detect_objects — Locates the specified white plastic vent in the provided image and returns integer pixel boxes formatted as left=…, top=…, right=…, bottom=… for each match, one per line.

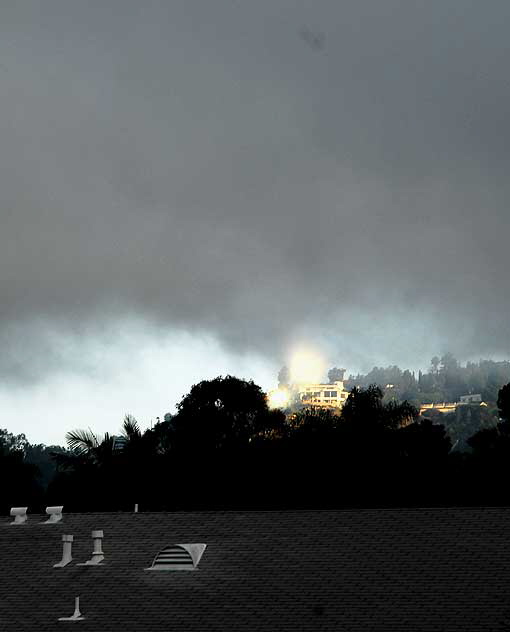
left=145, top=543, right=206, bottom=571
left=43, top=506, right=63, bottom=524
left=10, top=507, right=28, bottom=525
left=58, top=596, right=85, bottom=621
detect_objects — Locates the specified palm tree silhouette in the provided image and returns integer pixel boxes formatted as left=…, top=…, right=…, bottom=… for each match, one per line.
left=63, top=414, right=141, bottom=467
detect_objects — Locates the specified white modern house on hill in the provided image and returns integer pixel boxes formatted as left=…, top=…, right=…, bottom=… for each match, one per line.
left=297, top=380, right=349, bottom=409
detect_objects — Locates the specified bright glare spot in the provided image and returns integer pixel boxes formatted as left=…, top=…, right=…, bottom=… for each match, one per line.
left=268, top=388, right=290, bottom=409
left=289, top=346, right=327, bottom=384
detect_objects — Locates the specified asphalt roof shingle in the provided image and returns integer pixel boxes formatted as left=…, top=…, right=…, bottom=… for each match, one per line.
left=0, top=507, right=509, bottom=631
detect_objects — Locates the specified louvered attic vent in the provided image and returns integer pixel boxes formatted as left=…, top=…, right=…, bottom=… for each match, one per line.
left=145, top=543, right=206, bottom=571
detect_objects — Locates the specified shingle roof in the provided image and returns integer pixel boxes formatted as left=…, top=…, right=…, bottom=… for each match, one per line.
left=1, top=507, right=510, bottom=631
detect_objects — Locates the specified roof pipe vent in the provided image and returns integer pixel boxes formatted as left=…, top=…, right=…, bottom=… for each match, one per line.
left=54, top=534, right=74, bottom=568
left=78, top=530, right=104, bottom=566
left=44, top=506, right=63, bottom=524
left=10, top=507, right=28, bottom=525
left=145, top=543, right=207, bottom=571
left=58, top=596, right=85, bottom=622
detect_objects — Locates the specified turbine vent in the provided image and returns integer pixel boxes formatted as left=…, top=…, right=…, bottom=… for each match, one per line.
left=10, top=507, right=28, bottom=525
left=145, top=543, right=207, bottom=571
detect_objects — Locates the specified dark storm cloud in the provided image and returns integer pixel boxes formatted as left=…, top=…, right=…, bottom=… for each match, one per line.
left=2, top=0, right=510, bottom=381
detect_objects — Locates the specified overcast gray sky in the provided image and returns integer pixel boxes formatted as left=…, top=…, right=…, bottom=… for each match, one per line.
left=2, top=0, right=510, bottom=443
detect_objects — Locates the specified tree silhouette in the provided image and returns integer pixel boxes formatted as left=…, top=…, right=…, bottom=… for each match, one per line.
left=286, top=407, right=339, bottom=443
left=497, top=383, right=510, bottom=421
left=170, top=375, right=285, bottom=452
left=341, top=384, right=418, bottom=431
left=0, top=429, right=42, bottom=511
left=327, top=367, right=345, bottom=383
left=278, top=366, right=290, bottom=387
left=66, top=428, right=112, bottom=459
left=468, top=425, right=510, bottom=459
left=55, top=414, right=143, bottom=472
left=398, top=419, right=451, bottom=460
left=48, top=414, right=150, bottom=511
left=467, top=383, right=510, bottom=465
left=440, top=352, right=459, bottom=374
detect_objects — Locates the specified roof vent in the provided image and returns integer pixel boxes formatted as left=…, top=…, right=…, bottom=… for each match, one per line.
left=77, top=530, right=104, bottom=566
left=58, top=596, right=85, bottom=622
left=145, top=543, right=206, bottom=571
left=54, top=534, right=74, bottom=568
left=10, top=507, right=28, bottom=525
left=44, top=506, right=63, bottom=524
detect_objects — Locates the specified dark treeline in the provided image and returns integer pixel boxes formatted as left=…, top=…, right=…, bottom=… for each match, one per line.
left=3, top=372, right=510, bottom=513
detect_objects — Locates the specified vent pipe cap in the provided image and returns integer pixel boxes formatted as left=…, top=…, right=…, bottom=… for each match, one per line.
left=54, top=534, right=74, bottom=568
left=58, top=596, right=85, bottom=621
left=10, top=507, right=28, bottom=525
left=77, top=530, right=104, bottom=566
left=44, top=506, right=63, bottom=524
